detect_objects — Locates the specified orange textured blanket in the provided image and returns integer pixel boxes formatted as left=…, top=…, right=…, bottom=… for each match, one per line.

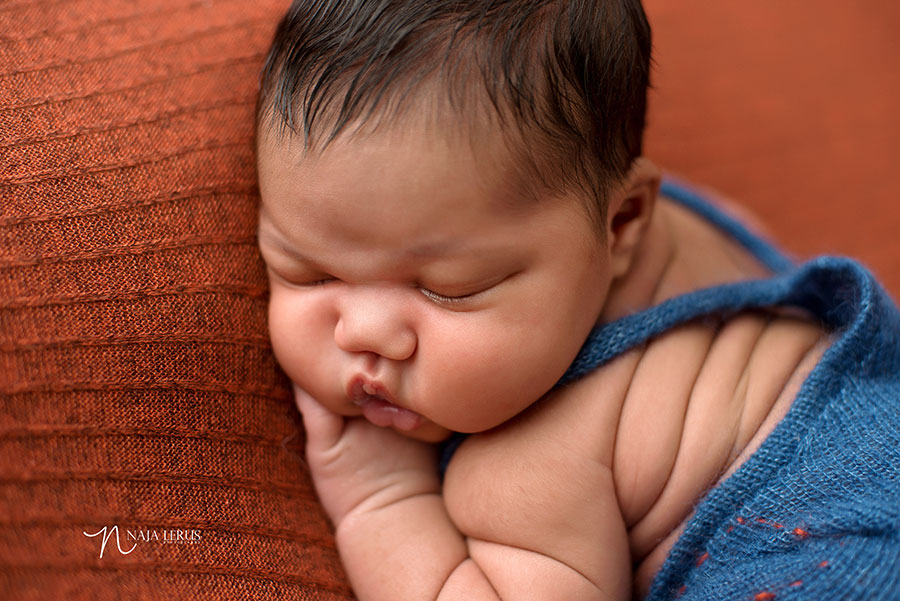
left=1, top=1, right=351, bottom=599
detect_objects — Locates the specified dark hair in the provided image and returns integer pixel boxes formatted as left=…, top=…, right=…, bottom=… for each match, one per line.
left=257, top=0, right=652, bottom=220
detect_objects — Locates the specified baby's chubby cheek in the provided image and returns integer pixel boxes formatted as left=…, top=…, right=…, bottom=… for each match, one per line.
left=264, top=300, right=334, bottom=396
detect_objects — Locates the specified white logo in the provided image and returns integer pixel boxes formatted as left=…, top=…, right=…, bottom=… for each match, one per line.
left=83, top=525, right=202, bottom=558
left=82, top=525, right=136, bottom=559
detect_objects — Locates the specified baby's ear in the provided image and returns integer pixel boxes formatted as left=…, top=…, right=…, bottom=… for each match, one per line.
left=606, top=158, right=661, bottom=279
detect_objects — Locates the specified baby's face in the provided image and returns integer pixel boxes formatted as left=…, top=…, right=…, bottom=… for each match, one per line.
left=257, top=118, right=615, bottom=441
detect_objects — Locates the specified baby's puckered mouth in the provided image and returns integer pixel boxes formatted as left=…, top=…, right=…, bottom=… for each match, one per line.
left=348, top=376, right=395, bottom=405
left=347, top=376, right=424, bottom=431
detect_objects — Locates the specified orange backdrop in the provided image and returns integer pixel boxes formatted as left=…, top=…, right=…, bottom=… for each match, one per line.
left=644, top=1, right=900, bottom=298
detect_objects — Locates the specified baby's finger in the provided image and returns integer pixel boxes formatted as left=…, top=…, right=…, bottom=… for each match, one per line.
left=292, top=385, right=345, bottom=451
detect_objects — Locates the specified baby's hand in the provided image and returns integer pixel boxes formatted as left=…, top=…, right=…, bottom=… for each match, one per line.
left=293, top=385, right=441, bottom=529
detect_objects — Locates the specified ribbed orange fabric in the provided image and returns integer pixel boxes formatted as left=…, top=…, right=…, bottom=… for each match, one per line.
left=1, top=1, right=352, bottom=599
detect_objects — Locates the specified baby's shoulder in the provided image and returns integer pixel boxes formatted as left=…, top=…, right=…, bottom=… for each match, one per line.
left=451, top=306, right=827, bottom=466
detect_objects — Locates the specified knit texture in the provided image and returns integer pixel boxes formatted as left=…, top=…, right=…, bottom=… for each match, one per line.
left=0, top=1, right=352, bottom=599
left=570, top=182, right=900, bottom=601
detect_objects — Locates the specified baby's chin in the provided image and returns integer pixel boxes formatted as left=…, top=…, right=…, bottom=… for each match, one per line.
left=395, top=421, right=454, bottom=443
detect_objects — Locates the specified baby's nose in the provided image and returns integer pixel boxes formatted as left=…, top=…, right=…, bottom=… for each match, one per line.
left=333, top=289, right=417, bottom=361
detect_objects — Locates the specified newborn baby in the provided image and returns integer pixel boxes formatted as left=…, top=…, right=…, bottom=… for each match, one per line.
left=252, top=2, right=866, bottom=600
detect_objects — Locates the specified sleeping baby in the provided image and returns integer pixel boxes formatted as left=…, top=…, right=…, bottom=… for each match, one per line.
left=254, top=1, right=900, bottom=600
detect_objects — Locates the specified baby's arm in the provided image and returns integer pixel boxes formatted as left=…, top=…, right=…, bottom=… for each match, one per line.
left=441, top=402, right=631, bottom=601
left=296, top=386, right=631, bottom=601
left=295, top=387, right=495, bottom=600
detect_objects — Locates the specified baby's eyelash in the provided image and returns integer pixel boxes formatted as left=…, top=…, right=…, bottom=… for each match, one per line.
left=419, top=287, right=475, bottom=305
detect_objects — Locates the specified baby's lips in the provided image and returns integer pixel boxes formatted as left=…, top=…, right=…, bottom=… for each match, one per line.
left=353, top=394, right=425, bottom=431
left=345, top=375, right=425, bottom=431
left=347, top=374, right=394, bottom=405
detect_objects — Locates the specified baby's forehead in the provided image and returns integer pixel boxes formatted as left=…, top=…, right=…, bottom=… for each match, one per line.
left=258, top=104, right=553, bottom=212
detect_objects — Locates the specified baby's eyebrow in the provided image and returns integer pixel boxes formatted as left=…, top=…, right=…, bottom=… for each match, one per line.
left=257, top=225, right=311, bottom=262
left=404, top=240, right=463, bottom=259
